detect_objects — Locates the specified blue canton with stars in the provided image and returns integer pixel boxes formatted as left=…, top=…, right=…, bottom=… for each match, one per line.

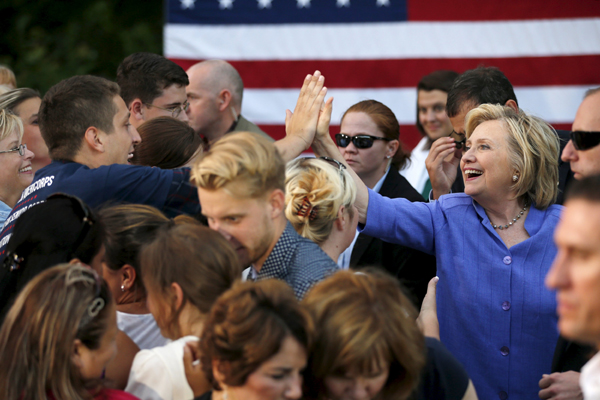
left=168, top=0, right=407, bottom=25
left=252, top=222, right=339, bottom=299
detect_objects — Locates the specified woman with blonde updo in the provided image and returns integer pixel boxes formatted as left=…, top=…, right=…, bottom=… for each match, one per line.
left=285, top=157, right=358, bottom=262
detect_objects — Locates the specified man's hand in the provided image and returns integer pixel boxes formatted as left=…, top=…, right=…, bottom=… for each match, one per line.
left=278, top=71, right=328, bottom=162
left=425, top=137, right=461, bottom=200
left=538, top=371, right=582, bottom=400
left=417, top=276, right=440, bottom=340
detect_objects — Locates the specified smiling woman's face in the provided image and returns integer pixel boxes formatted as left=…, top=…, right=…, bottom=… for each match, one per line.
left=0, top=129, right=35, bottom=206
left=13, top=97, right=49, bottom=171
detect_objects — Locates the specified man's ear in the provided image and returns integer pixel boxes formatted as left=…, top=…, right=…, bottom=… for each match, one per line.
left=217, top=89, right=232, bottom=112
left=130, top=99, right=145, bottom=122
left=504, top=99, right=518, bottom=112
left=83, top=126, right=105, bottom=154
left=267, top=189, right=285, bottom=219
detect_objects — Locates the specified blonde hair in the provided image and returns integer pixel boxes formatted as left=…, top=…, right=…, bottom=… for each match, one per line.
left=285, top=158, right=357, bottom=244
left=0, top=109, right=24, bottom=142
left=0, top=264, right=113, bottom=400
left=0, top=65, right=16, bottom=89
left=303, top=269, right=425, bottom=400
left=191, top=131, right=284, bottom=199
left=465, top=104, right=559, bottom=209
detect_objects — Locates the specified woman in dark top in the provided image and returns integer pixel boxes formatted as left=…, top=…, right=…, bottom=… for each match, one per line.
left=335, top=100, right=436, bottom=306
left=302, top=269, right=477, bottom=400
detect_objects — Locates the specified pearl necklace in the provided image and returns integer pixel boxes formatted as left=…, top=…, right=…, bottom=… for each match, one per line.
left=490, top=203, right=528, bottom=230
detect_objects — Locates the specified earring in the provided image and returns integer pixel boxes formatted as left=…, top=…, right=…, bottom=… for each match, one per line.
left=512, top=174, right=519, bottom=182
left=121, top=284, right=125, bottom=292
left=386, top=155, right=391, bottom=159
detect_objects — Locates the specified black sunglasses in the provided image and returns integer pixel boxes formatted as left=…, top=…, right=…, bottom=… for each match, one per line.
left=449, top=130, right=466, bottom=149
left=335, top=133, right=392, bottom=149
left=570, top=131, right=600, bottom=151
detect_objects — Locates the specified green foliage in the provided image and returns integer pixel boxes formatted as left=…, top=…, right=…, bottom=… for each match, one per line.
left=0, top=0, right=163, bottom=94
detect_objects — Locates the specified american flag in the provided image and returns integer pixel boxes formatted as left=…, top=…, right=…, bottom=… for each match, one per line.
left=164, top=0, right=600, bottom=149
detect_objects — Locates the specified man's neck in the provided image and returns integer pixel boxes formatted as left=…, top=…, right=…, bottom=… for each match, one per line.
left=71, top=152, right=103, bottom=169
left=204, top=113, right=238, bottom=144
left=253, top=216, right=288, bottom=273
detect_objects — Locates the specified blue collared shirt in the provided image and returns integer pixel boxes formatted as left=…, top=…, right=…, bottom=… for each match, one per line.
left=361, top=190, right=561, bottom=400
left=252, top=221, right=339, bottom=299
left=0, top=200, right=11, bottom=231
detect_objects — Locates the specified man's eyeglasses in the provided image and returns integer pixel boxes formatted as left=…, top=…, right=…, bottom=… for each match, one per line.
left=335, top=133, right=392, bottom=149
left=448, top=130, right=466, bottom=150
left=0, top=143, right=27, bottom=156
left=570, top=131, right=600, bottom=151
left=143, top=101, right=190, bottom=118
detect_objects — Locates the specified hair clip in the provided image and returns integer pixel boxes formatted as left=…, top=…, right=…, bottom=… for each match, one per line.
left=297, top=197, right=318, bottom=221
left=65, top=266, right=96, bottom=287
left=87, top=297, right=106, bottom=318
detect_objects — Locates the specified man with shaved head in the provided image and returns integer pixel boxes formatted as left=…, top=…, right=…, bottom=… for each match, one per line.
left=186, top=60, right=272, bottom=145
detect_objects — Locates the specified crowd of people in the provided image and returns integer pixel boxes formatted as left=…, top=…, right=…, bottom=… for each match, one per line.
left=0, top=54, right=598, bottom=400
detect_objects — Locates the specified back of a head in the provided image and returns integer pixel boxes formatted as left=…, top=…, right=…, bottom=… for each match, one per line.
left=39, top=75, right=120, bottom=160
left=446, top=66, right=517, bottom=118
left=0, top=195, right=104, bottom=320
left=303, top=269, right=425, bottom=400
left=0, top=65, right=16, bottom=89
left=140, top=223, right=242, bottom=338
left=117, top=52, right=189, bottom=107
left=199, top=279, right=313, bottom=390
left=100, top=204, right=172, bottom=296
left=0, top=88, right=41, bottom=112
left=285, top=158, right=357, bottom=244
left=192, top=131, right=285, bottom=199
left=465, top=104, right=559, bottom=209
left=131, top=116, right=202, bottom=169
left=0, top=264, right=112, bottom=400
left=189, top=60, right=244, bottom=108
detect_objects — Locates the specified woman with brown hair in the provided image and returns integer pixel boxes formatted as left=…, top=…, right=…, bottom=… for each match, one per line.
left=99, top=204, right=176, bottom=351
left=130, top=116, right=203, bottom=169
left=124, top=223, right=242, bottom=400
left=303, top=269, right=477, bottom=400
left=192, top=279, right=313, bottom=400
left=0, top=263, right=139, bottom=400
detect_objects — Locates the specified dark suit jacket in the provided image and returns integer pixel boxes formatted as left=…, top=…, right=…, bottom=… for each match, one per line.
left=350, top=170, right=437, bottom=307
left=451, top=129, right=574, bottom=206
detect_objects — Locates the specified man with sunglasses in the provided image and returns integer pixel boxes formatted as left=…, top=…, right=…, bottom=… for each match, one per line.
left=186, top=60, right=272, bottom=146
left=561, top=88, right=600, bottom=181
left=117, top=52, right=190, bottom=129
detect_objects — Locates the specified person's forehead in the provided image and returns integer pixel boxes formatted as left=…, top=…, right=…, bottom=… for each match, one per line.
left=417, top=90, right=448, bottom=106
left=557, top=200, right=600, bottom=246
left=153, top=84, right=187, bottom=106
left=341, top=112, right=380, bottom=134
left=198, top=186, right=261, bottom=216
left=573, top=92, right=600, bottom=132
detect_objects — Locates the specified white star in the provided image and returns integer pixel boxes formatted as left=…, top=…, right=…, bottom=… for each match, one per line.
left=336, top=0, right=350, bottom=7
left=297, top=0, right=311, bottom=8
left=180, top=0, right=196, bottom=9
left=258, top=0, right=272, bottom=8
left=376, top=0, right=390, bottom=6
left=219, top=0, right=234, bottom=9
